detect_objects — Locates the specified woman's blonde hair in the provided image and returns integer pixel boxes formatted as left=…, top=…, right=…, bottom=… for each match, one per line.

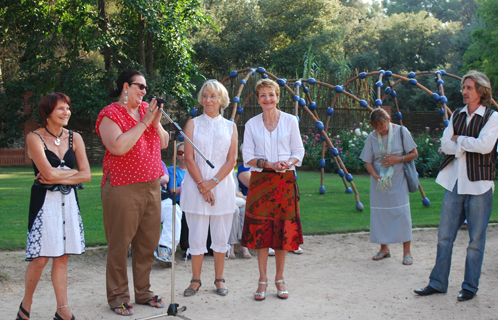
left=197, top=79, right=230, bottom=112
left=370, top=108, right=390, bottom=127
left=255, top=79, right=280, bottom=98
left=461, top=71, right=493, bottom=107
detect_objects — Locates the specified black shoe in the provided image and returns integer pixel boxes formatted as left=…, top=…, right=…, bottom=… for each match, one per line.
left=457, top=289, right=475, bottom=301
left=414, top=285, right=445, bottom=296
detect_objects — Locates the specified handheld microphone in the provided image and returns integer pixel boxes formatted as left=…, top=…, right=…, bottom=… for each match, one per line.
left=150, top=96, right=167, bottom=105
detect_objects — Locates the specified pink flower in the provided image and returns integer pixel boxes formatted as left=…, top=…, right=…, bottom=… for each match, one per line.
left=303, top=140, right=307, bottom=144
left=425, top=127, right=430, bottom=132
left=353, top=123, right=356, bottom=126
left=339, top=148, right=343, bottom=152
left=435, top=128, right=440, bottom=131
left=438, top=147, right=443, bottom=155
left=312, top=144, right=315, bottom=147
left=305, top=152, right=308, bottom=156
left=309, top=129, right=313, bottom=133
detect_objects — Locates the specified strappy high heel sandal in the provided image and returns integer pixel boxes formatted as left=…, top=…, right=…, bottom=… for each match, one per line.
left=184, top=279, right=202, bottom=297
left=16, top=302, right=30, bottom=320
left=275, top=279, right=289, bottom=299
left=254, top=281, right=268, bottom=301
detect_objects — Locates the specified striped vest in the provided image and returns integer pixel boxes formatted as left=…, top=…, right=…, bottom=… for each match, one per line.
left=438, top=107, right=497, bottom=181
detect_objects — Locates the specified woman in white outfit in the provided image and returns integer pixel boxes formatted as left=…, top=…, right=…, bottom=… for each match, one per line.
left=182, top=79, right=238, bottom=296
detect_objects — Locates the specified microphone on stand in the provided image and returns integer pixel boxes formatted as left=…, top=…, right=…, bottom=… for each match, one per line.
left=150, top=95, right=167, bottom=106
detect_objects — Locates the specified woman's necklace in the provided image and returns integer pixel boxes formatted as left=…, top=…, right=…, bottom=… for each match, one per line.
left=263, top=111, right=279, bottom=130
left=45, top=127, right=63, bottom=146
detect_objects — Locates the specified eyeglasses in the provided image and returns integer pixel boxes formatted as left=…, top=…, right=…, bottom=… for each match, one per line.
left=131, top=83, right=148, bottom=91
left=177, top=151, right=184, bottom=156
left=202, top=94, right=219, bottom=101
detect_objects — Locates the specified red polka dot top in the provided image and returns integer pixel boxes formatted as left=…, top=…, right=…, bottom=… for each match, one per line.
left=96, top=102, right=164, bottom=187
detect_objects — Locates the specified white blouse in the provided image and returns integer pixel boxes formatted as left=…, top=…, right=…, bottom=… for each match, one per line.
left=242, top=111, right=305, bottom=172
left=181, top=114, right=236, bottom=215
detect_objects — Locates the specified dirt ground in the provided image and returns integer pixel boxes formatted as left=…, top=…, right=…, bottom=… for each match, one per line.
left=1, top=227, right=498, bottom=320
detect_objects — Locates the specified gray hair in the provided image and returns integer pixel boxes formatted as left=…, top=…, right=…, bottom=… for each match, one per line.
left=197, top=79, right=230, bottom=113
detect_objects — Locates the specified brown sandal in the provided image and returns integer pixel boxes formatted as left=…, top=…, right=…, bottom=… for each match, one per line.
left=184, top=279, right=202, bottom=297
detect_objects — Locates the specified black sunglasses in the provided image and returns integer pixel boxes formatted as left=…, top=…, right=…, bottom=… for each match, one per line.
left=131, top=83, right=148, bottom=91
left=177, top=151, right=184, bottom=156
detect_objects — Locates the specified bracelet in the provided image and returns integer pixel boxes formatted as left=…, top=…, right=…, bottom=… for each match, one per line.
left=140, top=121, right=148, bottom=129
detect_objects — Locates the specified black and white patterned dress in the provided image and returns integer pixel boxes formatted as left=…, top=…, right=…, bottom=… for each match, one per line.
left=25, top=131, right=85, bottom=260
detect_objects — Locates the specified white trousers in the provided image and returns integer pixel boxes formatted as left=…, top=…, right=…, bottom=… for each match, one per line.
left=159, top=199, right=182, bottom=250
left=185, top=212, right=232, bottom=255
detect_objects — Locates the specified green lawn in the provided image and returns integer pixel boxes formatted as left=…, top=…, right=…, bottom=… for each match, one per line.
left=1, top=166, right=497, bottom=250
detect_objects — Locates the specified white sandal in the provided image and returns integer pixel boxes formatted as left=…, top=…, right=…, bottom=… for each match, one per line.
left=275, top=279, right=289, bottom=299
left=254, top=281, right=268, bottom=301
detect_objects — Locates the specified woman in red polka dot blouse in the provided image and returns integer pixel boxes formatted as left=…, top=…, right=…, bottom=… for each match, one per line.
left=96, top=70, right=169, bottom=316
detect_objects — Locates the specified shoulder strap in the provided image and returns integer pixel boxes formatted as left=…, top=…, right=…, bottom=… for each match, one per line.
left=68, top=130, right=73, bottom=149
left=399, top=125, right=407, bottom=155
left=30, top=131, right=48, bottom=150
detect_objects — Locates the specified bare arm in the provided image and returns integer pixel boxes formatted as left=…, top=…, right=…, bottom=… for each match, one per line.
left=34, top=133, right=91, bottom=185
left=365, top=162, right=381, bottom=181
left=27, top=132, right=78, bottom=181
left=383, top=148, right=418, bottom=167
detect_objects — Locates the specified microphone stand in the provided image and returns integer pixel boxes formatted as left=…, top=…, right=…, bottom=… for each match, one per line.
left=139, top=102, right=212, bottom=320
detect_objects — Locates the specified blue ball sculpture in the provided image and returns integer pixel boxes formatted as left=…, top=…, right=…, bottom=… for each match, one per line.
left=422, top=198, right=431, bottom=207
left=319, top=186, right=326, bottom=194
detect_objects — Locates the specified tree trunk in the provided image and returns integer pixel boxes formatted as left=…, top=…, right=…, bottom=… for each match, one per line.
left=98, top=0, right=112, bottom=72
left=146, top=31, right=153, bottom=76
left=138, top=14, right=145, bottom=67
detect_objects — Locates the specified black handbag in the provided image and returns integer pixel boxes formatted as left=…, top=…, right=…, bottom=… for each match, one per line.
left=399, top=126, right=419, bottom=193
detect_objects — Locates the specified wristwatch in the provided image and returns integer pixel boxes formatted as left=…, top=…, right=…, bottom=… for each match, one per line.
left=213, top=177, right=219, bottom=184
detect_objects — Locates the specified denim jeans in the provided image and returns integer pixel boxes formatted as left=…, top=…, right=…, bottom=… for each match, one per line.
left=428, top=184, right=493, bottom=293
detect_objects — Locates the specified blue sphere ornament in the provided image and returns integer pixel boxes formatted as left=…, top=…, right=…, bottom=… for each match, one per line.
left=327, top=107, right=335, bottom=115
left=307, top=78, right=316, bottom=85
left=356, top=201, right=364, bottom=211
left=319, top=186, right=326, bottom=194
left=440, top=96, right=448, bottom=104
left=435, top=71, right=441, bottom=76
left=422, top=198, right=431, bottom=207
left=385, top=70, right=392, bottom=78
left=236, top=107, right=244, bottom=115
left=240, top=79, right=247, bottom=85
left=250, top=69, right=256, bottom=74
left=391, top=90, right=397, bottom=98
left=385, top=87, right=392, bottom=95
left=308, top=102, right=317, bottom=111
left=262, top=74, right=268, bottom=79
left=321, top=135, right=326, bottom=141
left=437, top=79, right=444, bottom=86
left=295, top=81, right=302, bottom=87
left=293, top=95, right=300, bottom=102
left=232, top=96, right=240, bottom=104
left=319, top=159, right=326, bottom=168
left=359, top=72, right=367, bottom=79
left=375, top=81, right=383, bottom=88
left=432, top=93, right=440, bottom=101
left=277, top=78, right=286, bottom=86
left=345, top=173, right=353, bottom=182
left=444, top=119, right=450, bottom=127
left=303, top=87, right=309, bottom=93
left=346, top=187, right=353, bottom=194
left=298, top=98, right=306, bottom=107
left=296, top=115, right=300, bottom=123
left=439, top=108, right=445, bottom=116
left=331, top=148, right=339, bottom=156
left=229, top=118, right=234, bottom=122
left=407, top=72, right=416, bottom=78
left=229, top=70, right=238, bottom=78
left=315, top=121, right=325, bottom=131
left=338, top=169, right=345, bottom=177
left=334, top=85, right=343, bottom=93
left=409, top=78, right=418, bottom=85
left=440, top=70, right=447, bottom=76
left=434, top=76, right=438, bottom=82
left=374, top=99, right=383, bottom=106
left=256, top=67, right=265, bottom=74
left=359, top=100, right=368, bottom=108
left=396, top=112, right=402, bottom=120
left=379, top=70, right=385, bottom=75
left=178, top=134, right=184, bottom=142
left=189, top=107, right=198, bottom=117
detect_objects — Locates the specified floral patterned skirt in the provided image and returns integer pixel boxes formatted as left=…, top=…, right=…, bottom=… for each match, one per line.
left=241, top=170, right=303, bottom=251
